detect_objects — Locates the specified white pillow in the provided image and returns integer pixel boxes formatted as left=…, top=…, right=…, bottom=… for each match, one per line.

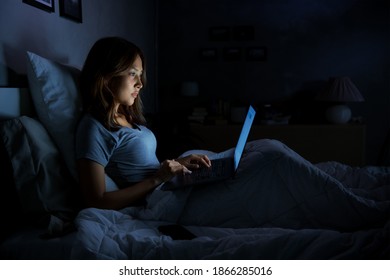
left=26, top=51, right=82, bottom=180
left=0, top=116, right=81, bottom=221
left=26, top=51, right=119, bottom=191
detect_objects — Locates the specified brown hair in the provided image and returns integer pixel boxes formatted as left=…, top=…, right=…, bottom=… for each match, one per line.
left=80, top=37, right=147, bottom=129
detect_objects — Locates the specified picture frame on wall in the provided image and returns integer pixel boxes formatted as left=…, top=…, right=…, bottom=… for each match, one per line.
left=232, top=26, right=255, bottom=41
left=199, top=48, right=218, bottom=61
left=23, top=0, right=55, bottom=13
left=246, top=47, right=267, bottom=61
left=59, top=0, right=83, bottom=23
left=223, top=47, right=242, bottom=61
left=209, top=26, right=230, bottom=41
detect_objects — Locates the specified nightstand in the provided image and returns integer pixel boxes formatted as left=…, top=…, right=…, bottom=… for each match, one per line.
left=189, top=123, right=366, bottom=166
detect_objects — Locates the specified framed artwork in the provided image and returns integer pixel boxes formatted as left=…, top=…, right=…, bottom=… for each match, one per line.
left=232, top=26, right=254, bottom=41
left=199, top=48, right=218, bottom=61
left=23, top=0, right=55, bottom=12
left=59, top=0, right=83, bottom=23
left=209, top=26, right=230, bottom=41
left=246, top=47, right=267, bottom=61
left=223, top=47, right=242, bottom=61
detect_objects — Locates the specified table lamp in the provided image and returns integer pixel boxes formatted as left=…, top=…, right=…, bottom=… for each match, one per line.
left=317, top=76, right=364, bottom=124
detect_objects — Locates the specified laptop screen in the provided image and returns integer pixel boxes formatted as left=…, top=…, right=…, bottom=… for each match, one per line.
left=234, top=105, right=256, bottom=170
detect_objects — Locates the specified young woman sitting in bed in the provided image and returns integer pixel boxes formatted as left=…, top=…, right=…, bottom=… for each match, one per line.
left=76, top=37, right=389, bottom=231
left=76, top=37, right=211, bottom=210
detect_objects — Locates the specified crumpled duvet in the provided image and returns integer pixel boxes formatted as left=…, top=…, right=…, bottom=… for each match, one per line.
left=72, top=139, right=390, bottom=259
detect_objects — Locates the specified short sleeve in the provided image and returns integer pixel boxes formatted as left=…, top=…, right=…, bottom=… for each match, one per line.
left=75, top=115, right=116, bottom=167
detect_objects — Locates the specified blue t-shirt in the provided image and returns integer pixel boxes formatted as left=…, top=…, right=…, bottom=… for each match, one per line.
left=75, top=114, right=160, bottom=188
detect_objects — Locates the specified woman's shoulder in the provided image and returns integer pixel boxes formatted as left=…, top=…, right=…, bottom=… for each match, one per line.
left=78, top=113, right=99, bottom=125
left=75, top=114, right=118, bottom=162
left=77, top=113, right=112, bottom=138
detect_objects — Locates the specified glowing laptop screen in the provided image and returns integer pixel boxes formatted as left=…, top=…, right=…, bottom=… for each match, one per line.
left=234, top=105, right=256, bottom=170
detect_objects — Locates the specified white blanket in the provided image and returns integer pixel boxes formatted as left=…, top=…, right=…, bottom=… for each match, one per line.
left=72, top=139, right=390, bottom=259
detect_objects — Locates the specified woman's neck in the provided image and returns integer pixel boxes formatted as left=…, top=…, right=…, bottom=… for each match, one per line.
left=115, top=112, right=133, bottom=128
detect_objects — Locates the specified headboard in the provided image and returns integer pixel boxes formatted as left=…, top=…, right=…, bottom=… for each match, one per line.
left=0, top=87, right=35, bottom=120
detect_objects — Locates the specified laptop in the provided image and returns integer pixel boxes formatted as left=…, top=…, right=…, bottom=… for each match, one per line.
left=161, top=105, right=256, bottom=190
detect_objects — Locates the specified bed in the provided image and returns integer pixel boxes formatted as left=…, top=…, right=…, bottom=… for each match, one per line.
left=0, top=52, right=389, bottom=260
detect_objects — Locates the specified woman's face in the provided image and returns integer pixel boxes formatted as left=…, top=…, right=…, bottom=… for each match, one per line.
left=111, top=55, right=143, bottom=108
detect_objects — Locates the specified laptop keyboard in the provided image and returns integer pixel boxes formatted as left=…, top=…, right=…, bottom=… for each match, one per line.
left=192, top=159, right=227, bottom=179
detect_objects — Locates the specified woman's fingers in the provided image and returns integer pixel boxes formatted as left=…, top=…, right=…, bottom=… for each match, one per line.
left=157, top=155, right=211, bottom=182
left=182, top=166, right=192, bottom=174
left=200, top=155, right=212, bottom=167
left=157, top=159, right=193, bottom=182
left=188, top=154, right=212, bottom=168
left=171, top=160, right=193, bottom=174
left=176, top=154, right=211, bottom=168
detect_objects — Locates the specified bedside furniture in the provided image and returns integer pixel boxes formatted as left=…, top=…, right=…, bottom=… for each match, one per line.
left=189, top=124, right=366, bottom=166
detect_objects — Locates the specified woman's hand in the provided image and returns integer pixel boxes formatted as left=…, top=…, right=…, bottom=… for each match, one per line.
left=154, top=159, right=192, bottom=183
left=154, top=154, right=211, bottom=183
left=176, top=154, right=212, bottom=170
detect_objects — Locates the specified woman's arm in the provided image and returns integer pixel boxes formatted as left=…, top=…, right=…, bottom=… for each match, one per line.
left=77, top=158, right=188, bottom=210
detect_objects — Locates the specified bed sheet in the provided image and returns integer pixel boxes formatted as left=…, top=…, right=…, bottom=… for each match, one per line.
left=72, top=207, right=390, bottom=259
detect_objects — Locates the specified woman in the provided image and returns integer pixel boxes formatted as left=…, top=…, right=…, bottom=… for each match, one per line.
left=76, top=37, right=389, bottom=230
left=76, top=37, right=211, bottom=210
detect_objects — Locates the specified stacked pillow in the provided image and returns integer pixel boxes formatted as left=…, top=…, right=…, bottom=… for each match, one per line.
left=25, top=52, right=119, bottom=191
left=0, top=116, right=81, bottom=224
left=0, top=51, right=123, bottom=229
left=26, top=51, right=83, bottom=180
left=0, top=52, right=84, bottom=227
left=0, top=52, right=82, bottom=228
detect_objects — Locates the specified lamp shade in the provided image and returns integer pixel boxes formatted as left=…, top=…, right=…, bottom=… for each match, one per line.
left=317, top=77, right=364, bottom=102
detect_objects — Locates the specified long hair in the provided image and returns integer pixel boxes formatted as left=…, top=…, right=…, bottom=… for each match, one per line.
left=80, top=37, right=147, bottom=129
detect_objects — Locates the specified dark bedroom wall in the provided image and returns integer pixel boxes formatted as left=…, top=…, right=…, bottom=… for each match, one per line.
left=157, top=0, right=390, bottom=165
left=0, top=0, right=158, bottom=112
